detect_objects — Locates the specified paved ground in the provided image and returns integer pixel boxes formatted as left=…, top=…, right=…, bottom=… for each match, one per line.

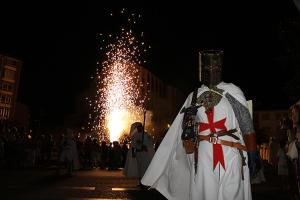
left=0, top=164, right=295, bottom=200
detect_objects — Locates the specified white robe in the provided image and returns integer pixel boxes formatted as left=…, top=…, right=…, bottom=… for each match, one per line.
left=59, top=138, right=80, bottom=170
left=123, top=147, right=139, bottom=178
left=123, top=129, right=155, bottom=178
left=141, top=82, right=252, bottom=200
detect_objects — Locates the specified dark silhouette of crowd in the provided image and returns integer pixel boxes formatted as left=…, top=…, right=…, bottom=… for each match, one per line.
left=0, top=120, right=129, bottom=172
left=76, top=138, right=129, bottom=171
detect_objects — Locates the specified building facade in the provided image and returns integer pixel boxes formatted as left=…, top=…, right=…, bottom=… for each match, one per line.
left=138, top=66, right=185, bottom=140
left=0, top=55, right=22, bottom=120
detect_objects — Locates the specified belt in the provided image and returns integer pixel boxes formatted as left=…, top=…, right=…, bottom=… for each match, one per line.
left=198, top=135, right=248, bottom=152
left=211, top=128, right=239, bottom=140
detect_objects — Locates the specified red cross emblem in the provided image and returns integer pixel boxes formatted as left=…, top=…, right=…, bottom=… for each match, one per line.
left=199, top=107, right=227, bottom=170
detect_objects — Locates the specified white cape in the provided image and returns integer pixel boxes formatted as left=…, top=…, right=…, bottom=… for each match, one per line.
left=123, top=148, right=139, bottom=178
left=141, top=82, right=252, bottom=200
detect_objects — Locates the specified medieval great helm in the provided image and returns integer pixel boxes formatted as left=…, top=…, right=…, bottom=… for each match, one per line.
left=199, top=50, right=223, bottom=88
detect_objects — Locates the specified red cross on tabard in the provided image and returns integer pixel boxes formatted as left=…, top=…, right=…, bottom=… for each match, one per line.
left=198, top=107, right=227, bottom=170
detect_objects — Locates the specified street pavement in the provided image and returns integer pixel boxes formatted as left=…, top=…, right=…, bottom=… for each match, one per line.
left=0, top=164, right=293, bottom=200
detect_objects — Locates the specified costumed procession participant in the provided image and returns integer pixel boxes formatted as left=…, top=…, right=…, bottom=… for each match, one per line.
left=276, top=139, right=289, bottom=192
left=123, top=122, right=155, bottom=187
left=58, top=128, right=80, bottom=175
left=141, top=50, right=260, bottom=200
left=287, top=104, right=300, bottom=199
left=123, top=122, right=140, bottom=178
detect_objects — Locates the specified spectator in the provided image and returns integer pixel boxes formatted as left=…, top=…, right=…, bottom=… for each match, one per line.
left=277, top=140, right=289, bottom=191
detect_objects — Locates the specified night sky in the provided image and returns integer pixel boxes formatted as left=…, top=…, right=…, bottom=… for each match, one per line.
left=0, top=1, right=299, bottom=123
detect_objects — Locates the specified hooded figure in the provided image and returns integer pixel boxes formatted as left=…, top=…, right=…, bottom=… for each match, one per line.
left=59, top=128, right=80, bottom=173
left=123, top=122, right=155, bottom=184
left=141, top=50, right=260, bottom=200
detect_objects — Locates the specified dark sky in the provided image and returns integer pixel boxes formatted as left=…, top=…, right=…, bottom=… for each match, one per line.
left=0, top=1, right=299, bottom=122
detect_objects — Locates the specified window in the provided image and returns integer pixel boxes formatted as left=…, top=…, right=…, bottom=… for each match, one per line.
left=3, top=108, right=10, bottom=118
left=1, top=83, right=5, bottom=90
left=7, top=83, right=13, bottom=91
left=0, top=94, right=12, bottom=104
left=5, top=96, right=11, bottom=104
left=6, top=58, right=17, bottom=66
left=0, top=94, right=4, bottom=103
left=0, top=107, right=9, bottom=118
left=4, top=69, right=15, bottom=80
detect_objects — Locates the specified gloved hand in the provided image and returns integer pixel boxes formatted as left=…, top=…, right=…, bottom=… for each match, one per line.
left=247, top=151, right=261, bottom=178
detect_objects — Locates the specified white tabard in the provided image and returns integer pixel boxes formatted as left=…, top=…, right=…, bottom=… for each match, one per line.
left=141, top=82, right=252, bottom=200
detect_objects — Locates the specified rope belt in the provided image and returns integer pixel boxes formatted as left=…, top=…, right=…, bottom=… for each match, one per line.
left=198, top=135, right=248, bottom=152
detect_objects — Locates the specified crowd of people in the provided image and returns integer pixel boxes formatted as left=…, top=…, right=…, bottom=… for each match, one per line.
left=0, top=121, right=133, bottom=173
left=254, top=104, right=300, bottom=200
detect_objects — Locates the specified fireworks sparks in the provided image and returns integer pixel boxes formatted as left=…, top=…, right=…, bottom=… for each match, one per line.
left=90, top=9, right=150, bottom=142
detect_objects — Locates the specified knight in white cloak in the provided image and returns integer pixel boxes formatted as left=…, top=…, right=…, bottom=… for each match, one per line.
left=141, top=50, right=260, bottom=200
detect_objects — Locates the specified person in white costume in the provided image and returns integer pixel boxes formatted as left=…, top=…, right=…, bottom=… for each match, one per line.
left=123, top=122, right=155, bottom=186
left=123, top=122, right=141, bottom=178
left=58, top=128, right=80, bottom=174
left=142, top=50, right=260, bottom=200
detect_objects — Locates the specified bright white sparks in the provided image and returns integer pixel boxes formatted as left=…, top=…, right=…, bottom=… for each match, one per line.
left=92, top=10, right=149, bottom=142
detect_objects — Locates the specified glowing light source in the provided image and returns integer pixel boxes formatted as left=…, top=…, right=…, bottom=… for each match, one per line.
left=107, top=109, right=126, bottom=142
left=88, top=10, right=150, bottom=142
